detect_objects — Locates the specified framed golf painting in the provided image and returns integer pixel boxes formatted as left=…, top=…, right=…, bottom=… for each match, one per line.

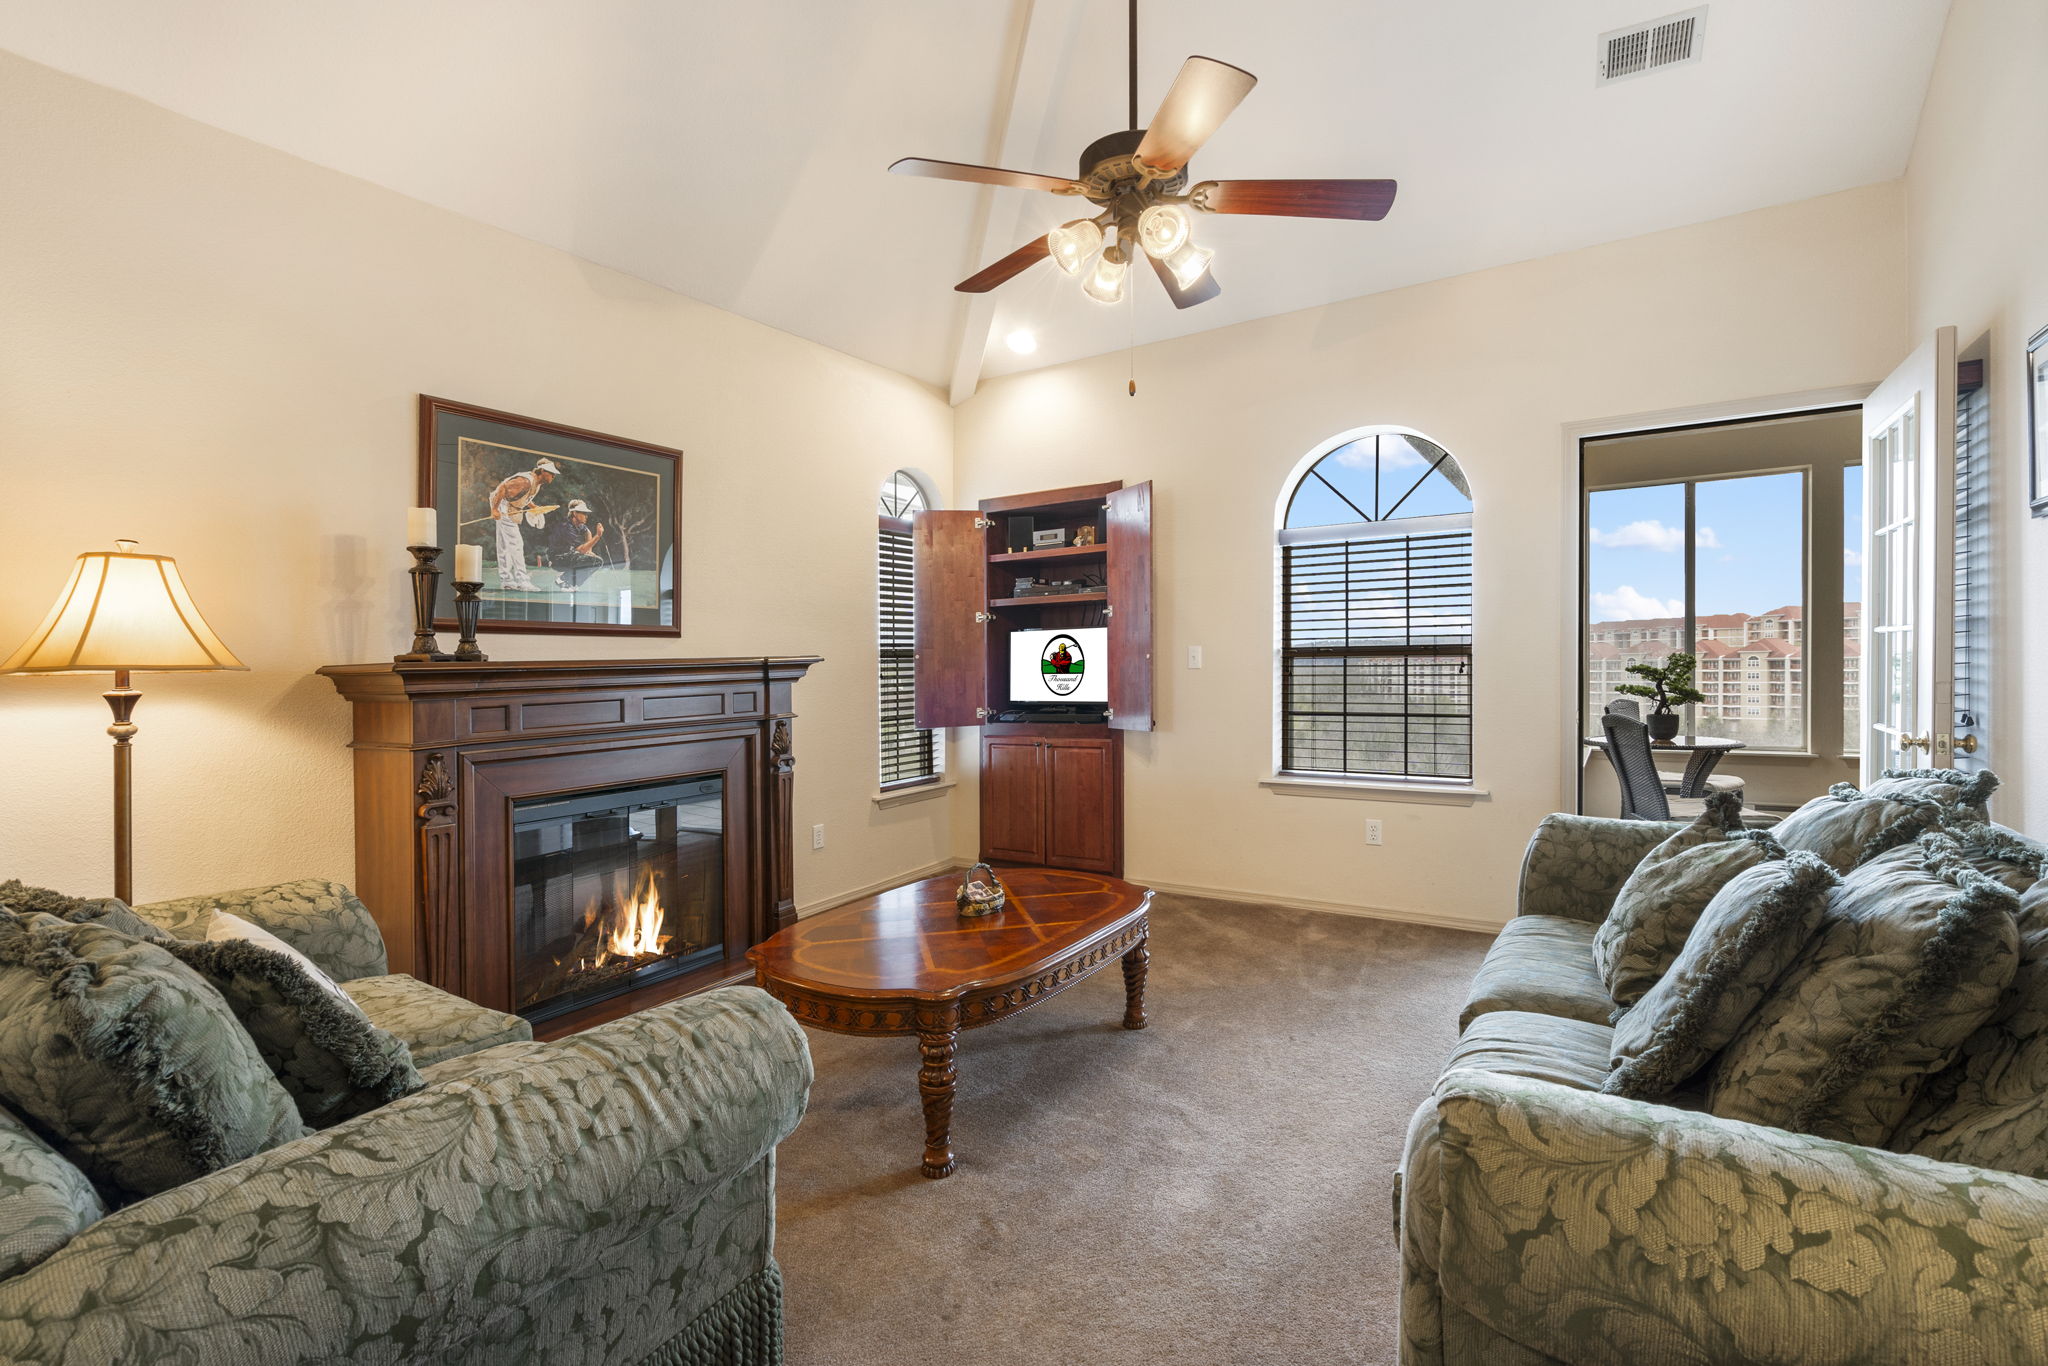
left=418, top=396, right=681, bottom=636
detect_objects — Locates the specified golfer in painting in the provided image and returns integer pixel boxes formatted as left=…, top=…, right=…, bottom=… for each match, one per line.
left=550, top=499, right=607, bottom=590
left=487, top=458, right=559, bottom=591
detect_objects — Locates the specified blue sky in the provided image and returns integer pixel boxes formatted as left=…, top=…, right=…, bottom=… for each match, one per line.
left=1587, top=469, right=1862, bottom=624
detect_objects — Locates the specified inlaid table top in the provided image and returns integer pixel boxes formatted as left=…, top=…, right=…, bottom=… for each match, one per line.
left=747, top=866, right=1151, bottom=1004
left=747, top=866, right=1153, bottom=1180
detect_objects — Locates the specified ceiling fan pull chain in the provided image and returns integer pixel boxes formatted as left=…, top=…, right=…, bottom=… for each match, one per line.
left=1128, top=275, right=1138, bottom=396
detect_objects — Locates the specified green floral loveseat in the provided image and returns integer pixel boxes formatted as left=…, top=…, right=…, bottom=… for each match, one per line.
left=1399, top=814, right=2048, bottom=1366
left=0, top=879, right=811, bottom=1366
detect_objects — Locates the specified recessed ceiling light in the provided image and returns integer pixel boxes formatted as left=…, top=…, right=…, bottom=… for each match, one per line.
left=1005, top=329, right=1038, bottom=355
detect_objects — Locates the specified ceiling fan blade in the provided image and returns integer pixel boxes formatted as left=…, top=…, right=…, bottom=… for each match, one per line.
left=1193, top=179, right=1399, bottom=221
left=889, top=158, right=1083, bottom=195
left=1133, top=56, right=1258, bottom=175
left=1148, top=252, right=1220, bottom=309
left=954, top=236, right=1052, bottom=293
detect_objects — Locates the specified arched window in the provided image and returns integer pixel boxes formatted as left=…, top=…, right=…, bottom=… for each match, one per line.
left=1277, top=429, right=1473, bottom=781
left=879, top=470, right=941, bottom=788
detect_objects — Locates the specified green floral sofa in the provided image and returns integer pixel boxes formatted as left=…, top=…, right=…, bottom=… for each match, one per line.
left=1398, top=815, right=2048, bottom=1366
left=0, top=879, right=812, bottom=1366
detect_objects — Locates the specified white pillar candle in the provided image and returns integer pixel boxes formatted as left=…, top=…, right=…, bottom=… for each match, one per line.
left=455, top=543, right=483, bottom=583
left=407, top=507, right=437, bottom=548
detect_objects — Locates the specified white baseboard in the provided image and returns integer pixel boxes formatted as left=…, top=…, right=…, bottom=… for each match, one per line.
left=796, top=859, right=965, bottom=918
left=1133, top=875, right=1503, bottom=937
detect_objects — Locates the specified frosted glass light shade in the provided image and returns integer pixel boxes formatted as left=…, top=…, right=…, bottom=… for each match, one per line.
left=1136, top=204, right=1192, bottom=259
left=0, top=543, right=246, bottom=674
left=1046, top=219, right=1103, bottom=275
left=1162, top=240, right=1216, bottom=290
left=1081, top=250, right=1127, bottom=304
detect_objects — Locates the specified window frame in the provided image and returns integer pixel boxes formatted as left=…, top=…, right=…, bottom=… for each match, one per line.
left=878, top=469, right=942, bottom=792
left=1272, top=426, right=1476, bottom=789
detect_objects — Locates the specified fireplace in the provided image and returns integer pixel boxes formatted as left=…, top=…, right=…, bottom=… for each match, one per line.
left=511, top=776, right=727, bottom=1025
left=319, top=657, right=817, bottom=1037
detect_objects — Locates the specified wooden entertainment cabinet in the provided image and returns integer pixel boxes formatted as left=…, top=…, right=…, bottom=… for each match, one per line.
left=913, top=481, right=1152, bottom=877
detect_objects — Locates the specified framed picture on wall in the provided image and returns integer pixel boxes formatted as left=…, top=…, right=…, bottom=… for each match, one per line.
left=2031, top=326, right=2048, bottom=517
left=419, top=396, right=681, bottom=635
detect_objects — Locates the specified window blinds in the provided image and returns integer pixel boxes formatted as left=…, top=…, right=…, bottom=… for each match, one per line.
left=1280, top=531, right=1474, bottom=779
left=878, top=526, right=939, bottom=786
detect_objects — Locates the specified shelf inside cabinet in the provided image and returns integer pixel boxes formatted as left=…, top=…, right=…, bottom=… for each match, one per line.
left=988, top=592, right=1111, bottom=609
left=988, top=544, right=1108, bottom=566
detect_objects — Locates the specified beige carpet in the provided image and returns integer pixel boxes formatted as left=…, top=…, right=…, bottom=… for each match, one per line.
left=774, top=893, right=1493, bottom=1366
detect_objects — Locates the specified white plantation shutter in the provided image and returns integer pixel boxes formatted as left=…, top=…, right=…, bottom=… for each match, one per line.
left=878, top=521, right=938, bottom=787
left=1280, top=530, right=1474, bottom=779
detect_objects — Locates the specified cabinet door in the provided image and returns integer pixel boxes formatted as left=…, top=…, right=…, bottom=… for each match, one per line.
left=980, top=737, right=1046, bottom=865
left=1042, top=738, right=1118, bottom=873
left=1106, top=481, right=1154, bottom=731
left=913, top=510, right=988, bottom=728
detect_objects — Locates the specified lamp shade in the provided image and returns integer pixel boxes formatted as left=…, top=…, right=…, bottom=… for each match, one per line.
left=0, top=542, right=245, bottom=674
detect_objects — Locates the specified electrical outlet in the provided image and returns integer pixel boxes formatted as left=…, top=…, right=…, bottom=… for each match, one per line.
left=1366, top=819, right=1383, bottom=846
left=811, top=823, right=825, bottom=850
left=1187, top=645, right=1204, bottom=669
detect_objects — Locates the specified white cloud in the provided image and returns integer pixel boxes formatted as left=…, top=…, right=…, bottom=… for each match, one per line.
left=1844, top=548, right=1864, bottom=569
left=1592, top=585, right=1684, bottom=622
left=1333, top=438, right=1428, bottom=471
left=1589, top=520, right=1721, bottom=552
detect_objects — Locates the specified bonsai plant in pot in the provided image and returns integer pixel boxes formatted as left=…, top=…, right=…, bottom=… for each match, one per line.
left=1617, top=652, right=1706, bottom=742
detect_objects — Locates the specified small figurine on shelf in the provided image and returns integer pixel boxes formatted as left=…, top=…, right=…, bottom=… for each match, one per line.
left=1072, top=523, right=1098, bottom=547
left=955, top=862, right=1007, bottom=918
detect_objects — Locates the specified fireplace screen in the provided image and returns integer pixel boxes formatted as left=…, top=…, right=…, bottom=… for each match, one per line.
left=510, top=776, right=725, bottom=1023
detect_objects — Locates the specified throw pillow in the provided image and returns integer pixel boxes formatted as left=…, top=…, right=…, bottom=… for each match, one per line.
left=1604, top=851, right=1838, bottom=1100
left=0, top=880, right=163, bottom=941
left=0, top=914, right=307, bottom=1204
left=1706, top=831, right=2021, bottom=1146
left=1771, top=768, right=1999, bottom=874
left=161, top=916, right=421, bottom=1129
left=1592, top=791, right=1779, bottom=1011
left=0, top=1101, right=105, bottom=1279
left=1889, top=853, right=2048, bottom=1172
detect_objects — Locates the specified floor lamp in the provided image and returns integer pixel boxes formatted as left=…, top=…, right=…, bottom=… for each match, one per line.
left=1, top=541, right=245, bottom=903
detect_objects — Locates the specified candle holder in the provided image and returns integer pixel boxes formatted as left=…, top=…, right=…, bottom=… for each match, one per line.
left=451, top=581, right=488, bottom=662
left=395, top=546, right=454, bottom=663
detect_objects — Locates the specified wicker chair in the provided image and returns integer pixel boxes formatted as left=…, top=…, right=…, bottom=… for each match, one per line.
left=1602, top=698, right=1742, bottom=800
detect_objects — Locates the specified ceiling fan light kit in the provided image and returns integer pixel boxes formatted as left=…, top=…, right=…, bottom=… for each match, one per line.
left=1082, top=247, right=1129, bottom=305
left=1048, top=219, right=1105, bottom=275
left=887, top=1, right=1397, bottom=319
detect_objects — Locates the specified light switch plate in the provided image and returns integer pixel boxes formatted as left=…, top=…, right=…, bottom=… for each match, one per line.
left=811, top=823, right=825, bottom=850
left=1187, top=645, right=1203, bottom=669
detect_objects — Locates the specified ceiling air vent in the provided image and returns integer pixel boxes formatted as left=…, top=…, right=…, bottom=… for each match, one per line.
left=1597, top=7, right=1705, bottom=86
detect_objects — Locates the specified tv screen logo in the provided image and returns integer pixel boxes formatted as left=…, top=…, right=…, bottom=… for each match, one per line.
left=1038, top=634, right=1086, bottom=696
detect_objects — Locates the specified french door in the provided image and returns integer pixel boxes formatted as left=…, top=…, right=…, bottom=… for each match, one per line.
left=1860, top=328, right=1959, bottom=778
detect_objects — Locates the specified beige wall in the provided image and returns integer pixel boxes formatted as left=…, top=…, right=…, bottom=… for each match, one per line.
left=1905, top=0, right=2048, bottom=832
left=0, top=53, right=956, bottom=908
left=955, top=184, right=1907, bottom=928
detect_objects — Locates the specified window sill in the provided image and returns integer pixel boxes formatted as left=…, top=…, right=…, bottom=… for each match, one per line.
left=1260, top=774, right=1490, bottom=805
left=872, top=780, right=956, bottom=810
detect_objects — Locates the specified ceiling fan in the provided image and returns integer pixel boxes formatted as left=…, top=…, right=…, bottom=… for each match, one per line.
left=887, top=0, right=1397, bottom=310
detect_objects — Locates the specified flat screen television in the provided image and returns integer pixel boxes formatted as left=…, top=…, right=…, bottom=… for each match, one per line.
left=1008, top=626, right=1108, bottom=705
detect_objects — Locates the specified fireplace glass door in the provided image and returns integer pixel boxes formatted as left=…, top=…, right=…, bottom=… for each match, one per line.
left=510, top=776, right=725, bottom=1023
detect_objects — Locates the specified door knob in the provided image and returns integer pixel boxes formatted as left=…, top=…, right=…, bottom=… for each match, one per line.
left=1900, top=733, right=1930, bottom=753
left=1955, top=734, right=1980, bottom=755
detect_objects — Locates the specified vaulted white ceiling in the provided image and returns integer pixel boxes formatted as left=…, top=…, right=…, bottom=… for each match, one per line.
left=0, top=0, right=1950, bottom=398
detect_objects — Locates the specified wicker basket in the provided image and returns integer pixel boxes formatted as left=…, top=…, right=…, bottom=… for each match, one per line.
left=955, top=862, right=1007, bottom=918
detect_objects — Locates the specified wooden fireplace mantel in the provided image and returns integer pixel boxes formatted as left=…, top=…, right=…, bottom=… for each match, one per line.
left=319, top=656, right=819, bottom=1037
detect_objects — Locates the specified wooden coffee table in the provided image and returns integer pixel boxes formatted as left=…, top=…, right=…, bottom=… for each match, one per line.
left=747, top=866, right=1152, bottom=1179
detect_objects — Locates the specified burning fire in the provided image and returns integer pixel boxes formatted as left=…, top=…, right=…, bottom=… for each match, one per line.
left=605, top=866, right=670, bottom=959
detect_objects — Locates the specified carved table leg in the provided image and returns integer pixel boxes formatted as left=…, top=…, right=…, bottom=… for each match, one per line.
left=915, top=1004, right=961, bottom=1179
left=1121, top=934, right=1149, bottom=1030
